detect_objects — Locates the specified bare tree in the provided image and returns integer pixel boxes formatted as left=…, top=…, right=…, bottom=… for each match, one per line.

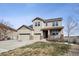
left=0, top=19, right=13, bottom=27
left=0, top=19, right=13, bottom=40
left=65, top=16, right=79, bottom=42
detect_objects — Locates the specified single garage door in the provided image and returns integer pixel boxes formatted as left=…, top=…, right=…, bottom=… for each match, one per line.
left=19, top=33, right=30, bottom=40
left=34, top=33, right=41, bottom=40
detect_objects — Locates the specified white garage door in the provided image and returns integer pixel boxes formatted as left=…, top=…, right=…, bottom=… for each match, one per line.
left=19, top=33, right=30, bottom=40
left=34, top=33, right=41, bottom=40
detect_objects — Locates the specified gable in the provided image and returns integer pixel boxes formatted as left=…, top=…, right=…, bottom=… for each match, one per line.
left=18, top=26, right=30, bottom=30
left=17, top=26, right=32, bottom=33
left=32, top=17, right=45, bottom=23
left=17, top=25, right=33, bottom=31
left=33, top=19, right=44, bottom=23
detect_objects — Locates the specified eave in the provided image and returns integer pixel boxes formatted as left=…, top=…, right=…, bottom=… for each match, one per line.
left=41, top=26, right=64, bottom=30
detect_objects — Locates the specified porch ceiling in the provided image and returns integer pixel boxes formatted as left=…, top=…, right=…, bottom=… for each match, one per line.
left=41, top=26, right=64, bottom=30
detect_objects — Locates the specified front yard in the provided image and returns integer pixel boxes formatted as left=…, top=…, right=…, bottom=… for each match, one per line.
left=0, top=42, right=71, bottom=56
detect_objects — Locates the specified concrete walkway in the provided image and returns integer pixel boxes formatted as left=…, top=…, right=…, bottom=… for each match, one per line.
left=0, top=39, right=45, bottom=53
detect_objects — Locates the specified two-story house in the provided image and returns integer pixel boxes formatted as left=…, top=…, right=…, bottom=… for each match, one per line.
left=17, top=17, right=64, bottom=41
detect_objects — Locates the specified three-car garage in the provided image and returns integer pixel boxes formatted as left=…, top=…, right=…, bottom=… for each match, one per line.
left=17, top=25, right=41, bottom=40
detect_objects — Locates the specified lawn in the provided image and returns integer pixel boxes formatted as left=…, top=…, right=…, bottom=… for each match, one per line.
left=0, top=42, right=71, bottom=56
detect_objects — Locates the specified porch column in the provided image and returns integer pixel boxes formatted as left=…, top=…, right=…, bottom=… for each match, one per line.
left=41, top=31, right=43, bottom=40
left=48, top=30, right=50, bottom=40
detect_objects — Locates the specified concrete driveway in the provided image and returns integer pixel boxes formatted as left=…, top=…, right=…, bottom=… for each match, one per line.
left=0, top=39, right=42, bottom=53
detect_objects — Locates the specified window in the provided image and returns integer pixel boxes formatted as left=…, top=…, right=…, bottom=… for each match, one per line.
left=52, top=32, right=58, bottom=35
left=35, top=22, right=40, bottom=26
left=46, top=23, right=47, bottom=26
left=20, top=33, right=30, bottom=35
left=51, top=30, right=58, bottom=35
left=38, top=22, right=40, bottom=26
left=35, top=22, right=37, bottom=26
left=55, top=32, right=58, bottom=35
left=52, top=33, right=55, bottom=35
left=52, top=21, right=58, bottom=26
left=56, top=21, right=58, bottom=26
left=52, top=22, right=55, bottom=26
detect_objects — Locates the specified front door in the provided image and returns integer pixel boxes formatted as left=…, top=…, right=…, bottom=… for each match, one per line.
left=43, top=30, right=48, bottom=38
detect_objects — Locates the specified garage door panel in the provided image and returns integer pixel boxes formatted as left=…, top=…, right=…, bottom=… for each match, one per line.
left=19, top=33, right=30, bottom=40
left=20, top=33, right=30, bottom=35
left=34, top=35, right=40, bottom=40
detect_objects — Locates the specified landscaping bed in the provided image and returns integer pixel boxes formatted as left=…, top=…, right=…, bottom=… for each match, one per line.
left=0, top=42, right=71, bottom=56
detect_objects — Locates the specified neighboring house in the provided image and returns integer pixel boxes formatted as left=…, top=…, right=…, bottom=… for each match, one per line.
left=17, top=17, right=64, bottom=41
left=0, top=23, right=17, bottom=41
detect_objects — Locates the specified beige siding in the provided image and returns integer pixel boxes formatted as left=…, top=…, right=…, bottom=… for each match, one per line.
left=17, top=27, right=31, bottom=33
left=33, top=20, right=45, bottom=32
left=58, top=21, right=62, bottom=26
left=34, top=35, right=41, bottom=40
left=46, top=21, right=62, bottom=27
left=46, top=22, right=53, bottom=27
left=17, top=27, right=32, bottom=40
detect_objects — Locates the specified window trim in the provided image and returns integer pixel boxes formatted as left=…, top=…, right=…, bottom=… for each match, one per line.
left=46, top=23, right=47, bottom=26
left=56, top=21, right=58, bottom=26
left=52, top=21, right=58, bottom=26
left=51, top=30, right=59, bottom=35
left=35, top=22, right=40, bottom=26
left=35, top=22, right=37, bottom=26
left=38, top=22, right=40, bottom=26
left=52, top=22, right=55, bottom=26
left=19, top=33, right=30, bottom=35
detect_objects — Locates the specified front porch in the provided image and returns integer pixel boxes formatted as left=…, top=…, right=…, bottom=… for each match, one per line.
left=41, top=27, right=64, bottom=41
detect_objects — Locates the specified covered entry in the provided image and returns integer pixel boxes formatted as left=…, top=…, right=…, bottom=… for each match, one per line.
left=41, top=26, right=64, bottom=40
left=43, top=30, right=48, bottom=38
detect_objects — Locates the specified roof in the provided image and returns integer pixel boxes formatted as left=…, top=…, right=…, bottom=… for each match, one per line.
left=45, top=18, right=62, bottom=23
left=17, top=25, right=34, bottom=31
left=32, top=17, right=45, bottom=23
left=32, top=17, right=63, bottom=23
left=29, top=25, right=33, bottom=28
left=0, top=23, right=16, bottom=32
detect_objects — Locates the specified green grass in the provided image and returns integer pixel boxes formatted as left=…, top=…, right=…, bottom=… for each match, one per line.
left=0, top=42, right=71, bottom=56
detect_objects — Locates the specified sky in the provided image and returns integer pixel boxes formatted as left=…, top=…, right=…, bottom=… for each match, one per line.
left=0, top=3, right=79, bottom=35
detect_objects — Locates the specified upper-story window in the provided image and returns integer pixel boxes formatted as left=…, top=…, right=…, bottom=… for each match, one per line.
left=46, top=23, right=47, bottom=26
left=35, top=22, right=40, bottom=26
left=35, top=22, right=37, bottom=26
left=52, top=21, right=58, bottom=26
left=52, top=22, right=55, bottom=26
left=38, top=22, right=40, bottom=26
left=56, top=21, right=58, bottom=26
